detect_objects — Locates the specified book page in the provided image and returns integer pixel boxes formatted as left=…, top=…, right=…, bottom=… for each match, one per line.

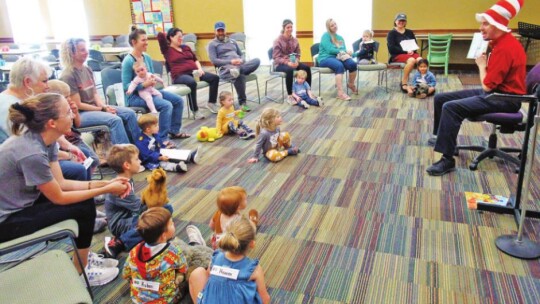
left=160, top=148, right=191, bottom=162
left=400, top=39, right=419, bottom=52
left=467, top=33, right=489, bottom=59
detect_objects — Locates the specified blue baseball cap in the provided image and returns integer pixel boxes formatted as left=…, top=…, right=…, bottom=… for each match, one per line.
left=214, top=21, right=226, bottom=30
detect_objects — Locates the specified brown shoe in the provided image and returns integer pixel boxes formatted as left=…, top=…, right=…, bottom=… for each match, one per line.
left=248, top=209, right=259, bottom=228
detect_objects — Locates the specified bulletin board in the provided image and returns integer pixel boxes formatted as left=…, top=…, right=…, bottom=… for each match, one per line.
left=130, top=0, right=174, bottom=37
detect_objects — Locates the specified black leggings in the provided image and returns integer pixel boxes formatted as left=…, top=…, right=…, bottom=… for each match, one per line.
left=0, top=195, right=96, bottom=248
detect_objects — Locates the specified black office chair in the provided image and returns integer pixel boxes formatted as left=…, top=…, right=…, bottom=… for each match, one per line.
left=455, top=84, right=540, bottom=171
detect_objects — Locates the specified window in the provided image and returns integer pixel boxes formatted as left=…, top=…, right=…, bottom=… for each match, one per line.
left=243, top=0, right=296, bottom=65
left=47, top=0, right=89, bottom=42
left=313, top=0, right=372, bottom=51
left=6, top=0, right=46, bottom=44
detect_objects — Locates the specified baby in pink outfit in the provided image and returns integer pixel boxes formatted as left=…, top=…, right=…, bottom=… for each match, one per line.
left=126, top=61, right=164, bottom=114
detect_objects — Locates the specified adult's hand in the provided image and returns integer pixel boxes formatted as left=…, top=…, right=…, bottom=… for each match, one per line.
left=105, top=106, right=117, bottom=115
left=69, top=145, right=87, bottom=162
left=288, top=61, right=299, bottom=68
left=106, top=180, right=130, bottom=197
left=407, top=50, right=414, bottom=55
left=231, top=58, right=243, bottom=65
left=475, top=54, right=487, bottom=69
left=143, top=77, right=157, bottom=88
left=198, top=68, right=205, bottom=76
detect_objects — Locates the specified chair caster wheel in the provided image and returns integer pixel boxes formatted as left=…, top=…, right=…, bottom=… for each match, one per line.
left=469, top=163, right=478, bottom=171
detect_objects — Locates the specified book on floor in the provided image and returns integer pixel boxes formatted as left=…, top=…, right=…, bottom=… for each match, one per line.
left=465, top=191, right=510, bottom=209
left=160, top=148, right=191, bottom=163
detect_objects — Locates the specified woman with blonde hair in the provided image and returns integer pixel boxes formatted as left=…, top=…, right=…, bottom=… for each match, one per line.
left=0, top=93, right=131, bottom=286
left=317, top=18, right=358, bottom=100
left=60, top=38, right=140, bottom=144
left=247, top=108, right=299, bottom=163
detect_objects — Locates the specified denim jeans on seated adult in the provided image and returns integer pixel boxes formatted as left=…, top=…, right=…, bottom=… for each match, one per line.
left=319, top=57, right=357, bottom=74
left=79, top=106, right=139, bottom=144
left=275, top=63, right=312, bottom=95
left=128, top=90, right=184, bottom=140
left=229, top=58, right=261, bottom=105
left=60, top=160, right=88, bottom=181
left=433, top=88, right=520, bottom=158
left=174, top=72, right=220, bottom=112
left=118, top=204, right=173, bottom=250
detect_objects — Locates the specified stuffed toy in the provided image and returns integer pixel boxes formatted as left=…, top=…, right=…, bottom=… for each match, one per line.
left=171, top=238, right=213, bottom=301
left=196, top=126, right=223, bottom=142
left=141, top=168, right=169, bottom=208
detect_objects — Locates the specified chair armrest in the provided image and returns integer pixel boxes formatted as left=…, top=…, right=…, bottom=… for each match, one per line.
left=485, top=93, right=538, bottom=104
left=0, top=220, right=78, bottom=255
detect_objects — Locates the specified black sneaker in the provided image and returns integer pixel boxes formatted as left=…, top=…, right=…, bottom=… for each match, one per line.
left=176, top=161, right=188, bottom=173
left=427, top=137, right=437, bottom=147
left=104, top=236, right=125, bottom=259
left=426, top=157, right=456, bottom=176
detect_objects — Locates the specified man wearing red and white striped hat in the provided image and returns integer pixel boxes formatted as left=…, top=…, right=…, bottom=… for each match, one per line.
left=427, top=0, right=527, bottom=176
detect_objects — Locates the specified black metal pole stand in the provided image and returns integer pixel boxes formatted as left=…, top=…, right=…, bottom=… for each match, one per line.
left=495, top=116, right=540, bottom=259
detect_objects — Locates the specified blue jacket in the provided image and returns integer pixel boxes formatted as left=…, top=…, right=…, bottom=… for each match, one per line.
left=412, top=71, right=437, bottom=87
left=135, top=133, right=165, bottom=166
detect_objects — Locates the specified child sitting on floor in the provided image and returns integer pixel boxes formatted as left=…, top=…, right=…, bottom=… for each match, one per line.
left=216, top=91, right=255, bottom=139
left=189, top=216, right=271, bottom=304
left=135, top=113, right=201, bottom=173
left=209, top=186, right=259, bottom=249
left=123, top=207, right=188, bottom=303
left=126, top=61, right=164, bottom=114
left=104, top=144, right=173, bottom=258
left=354, top=29, right=377, bottom=65
left=248, top=108, right=300, bottom=163
left=291, top=70, right=322, bottom=109
left=407, top=59, right=436, bottom=99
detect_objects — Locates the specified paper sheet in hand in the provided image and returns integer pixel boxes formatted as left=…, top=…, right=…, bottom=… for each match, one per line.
left=160, top=148, right=191, bottom=162
left=467, top=33, right=489, bottom=59
left=83, top=157, right=94, bottom=170
left=400, top=39, right=419, bottom=52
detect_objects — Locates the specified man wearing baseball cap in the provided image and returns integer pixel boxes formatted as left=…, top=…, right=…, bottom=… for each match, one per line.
left=427, top=0, right=526, bottom=176
left=208, top=21, right=261, bottom=112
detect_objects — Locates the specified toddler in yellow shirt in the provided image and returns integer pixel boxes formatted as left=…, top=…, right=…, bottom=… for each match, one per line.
left=216, top=91, right=255, bottom=140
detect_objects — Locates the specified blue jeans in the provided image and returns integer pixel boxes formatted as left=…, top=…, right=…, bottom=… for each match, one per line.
left=319, top=57, right=357, bottom=74
left=296, top=93, right=319, bottom=106
left=128, top=90, right=184, bottom=140
left=60, top=160, right=88, bottom=181
left=117, top=204, right=173, bottom=250
left=433, top=88, right=520, bottom=157
left=79, top=107, right=139, bottom=144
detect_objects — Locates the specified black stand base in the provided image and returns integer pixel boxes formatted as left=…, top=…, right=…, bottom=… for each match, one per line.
left=495, top=234, right=540, bottom=259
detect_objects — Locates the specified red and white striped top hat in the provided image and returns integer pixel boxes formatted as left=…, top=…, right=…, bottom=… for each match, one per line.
left=475, top=0, right=523, bottom=32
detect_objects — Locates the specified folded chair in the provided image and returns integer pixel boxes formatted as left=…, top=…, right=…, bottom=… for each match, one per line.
left=455, top=85, right=539, bottom=171
left=0, top=220, right=93, bottom=303
left=264, top=47, right=285, bottom=103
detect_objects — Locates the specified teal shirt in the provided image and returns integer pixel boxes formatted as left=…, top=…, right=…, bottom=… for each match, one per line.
left=317, top=32, right=347, bottom=64
left=121, top=53, right=155, bottom=93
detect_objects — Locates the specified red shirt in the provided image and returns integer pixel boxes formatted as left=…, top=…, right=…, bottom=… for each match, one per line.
left=157, top=32, right=198, bottom=81
left=484, top=32, right=526, bottom=95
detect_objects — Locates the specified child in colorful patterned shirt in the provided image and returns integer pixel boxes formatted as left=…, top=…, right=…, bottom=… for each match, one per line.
left=123, top=207, right=188, bottom=303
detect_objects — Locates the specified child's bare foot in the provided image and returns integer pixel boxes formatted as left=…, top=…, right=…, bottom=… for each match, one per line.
left=249, top=209, right=259, bottom=228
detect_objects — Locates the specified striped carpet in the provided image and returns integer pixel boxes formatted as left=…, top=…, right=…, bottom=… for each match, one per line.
left=76, top=67, right=540, bottom=303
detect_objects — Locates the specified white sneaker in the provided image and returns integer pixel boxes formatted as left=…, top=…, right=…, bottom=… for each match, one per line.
left=286, top=96, right=296, bottom=105
left=206, top=103, right=218, bottom=114
left=176, top=161, right=188, bottom=173
left=186, top=225, right=205, bottom=246
left=93, top=217, right=107, bottom=234
left=230, top=68, right=240, bottom=79
left=84, top=266, right=119, bottom=286
left=96, top=210, right=106, bottom=218
left=193, top=111, right=205, bottom=120
left=299, top=100, right=310, bottom=109
left=88, top=251, right=119, bottom=268
left=317, top=96, right=324, bottom=106
left=192, top=145, right=202, bottom=164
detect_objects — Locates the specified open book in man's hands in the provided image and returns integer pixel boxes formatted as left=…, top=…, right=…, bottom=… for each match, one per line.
left=467, top=33, right=489, bottom=59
